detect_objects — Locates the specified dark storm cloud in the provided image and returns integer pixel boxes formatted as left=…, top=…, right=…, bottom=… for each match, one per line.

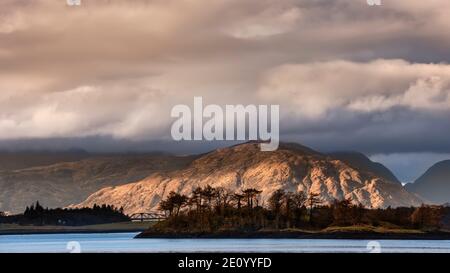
left=0, top=136, right=243, bottom=155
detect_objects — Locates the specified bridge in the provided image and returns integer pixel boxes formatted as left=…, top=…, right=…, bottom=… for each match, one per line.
left=129, top=212, right=166, bottom=222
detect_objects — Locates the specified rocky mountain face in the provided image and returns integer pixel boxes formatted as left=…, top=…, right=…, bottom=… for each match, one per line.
left=76, top=142, right=423, bottom=214
left=329, top=152, right=401, bottom=185
left=405, top=160, right=450, bottom=204
left=0, top=154, right=194, bottom=213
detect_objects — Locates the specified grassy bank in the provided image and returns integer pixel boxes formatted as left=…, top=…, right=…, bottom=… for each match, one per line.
left=0, top=221, right=154, bottom=235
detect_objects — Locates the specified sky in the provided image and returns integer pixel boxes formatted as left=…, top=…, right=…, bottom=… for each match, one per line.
left=1, top=0, right=450, bottom=182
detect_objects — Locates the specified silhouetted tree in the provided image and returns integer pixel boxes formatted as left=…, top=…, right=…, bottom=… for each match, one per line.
left=190, top=187, right=204, bottom=212
left=292, top=192, right=307, bottom=224
left=292, top=192, right=307, bottom=210
left=148, top=185, right=448, bottom=234
left=232, top=193, right=245, bottom=210
left=214, top=188, right=233, bottom=213
left=242, top=188, right=262, bottom=208
left=35, top=201, right=44, bottom=212
left=411, top=205, right=443, bottom=230
left=306, top=192, right=322, bottom=226
left=268, top=190, right=284, bottom=229
left=173, top=193, right=189, bottom=216
left=159, top=191, right=188, bottom=216
left=201, top=185, right=217, bottom=210
left=332, top=198, right=354, bottom=226
left=2, top=202, right=129, bottom=226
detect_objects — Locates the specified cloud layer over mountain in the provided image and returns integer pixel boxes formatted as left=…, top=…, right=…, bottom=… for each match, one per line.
left=1, top=0, right=450, bottom=170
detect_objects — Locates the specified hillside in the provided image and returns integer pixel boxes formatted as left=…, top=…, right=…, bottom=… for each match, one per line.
left=0, top=154, right=194, bottom=213
left=405, top=160, right=450, bottom=204
left=76, top=142, right=422, bottom=214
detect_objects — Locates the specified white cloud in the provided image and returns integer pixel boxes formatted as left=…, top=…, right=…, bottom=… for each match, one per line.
left=1, top=0, right=450, bottom=155
left=0, top=84, right=174, bottom=140
left=258, top=60, right=450, bottom=120
left=349, top=76, right=450, bottom=112
left=225, top=6, right=301, bottom=38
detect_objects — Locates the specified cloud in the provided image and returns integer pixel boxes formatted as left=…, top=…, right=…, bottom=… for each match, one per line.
left=224, top=6, right=302, bottom=38
left=1, top=0, right=450, bottom=156
left=0, top=83, right=175, bottom=140
left=257, top=59, right=450, bottom=153
left=259, top=59, right=450, bottom=116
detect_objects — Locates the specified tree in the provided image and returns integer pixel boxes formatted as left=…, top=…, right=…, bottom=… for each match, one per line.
left=214, top=187, right=233, bottom=213
left=232, top=193, right=245, bottom=210
left=411, top=205, right=427, bottom=228
left=268, top=190, right=284, bottom=212
left=332, top=198, right=353, bottom=226
left=172, top=193, right=189, bottom=216
left=150, top=184, right=447, bottom=234
left=268, top=190, right=285, bottom=228
left=201, top=185, right=217, bottom=210
left=306, top=192, right=322, bottom=225
left=190, top=187, right=204, bottom=212
left=291, top=191, right=307, bottom=226
left=292, top=192, right=307, bottom=210
left=159, top=191, right=188, bottom=216
left=35, top=201, right=44, bottom=213
left=24, top=206, right=30, bottom=216
left=242, top=188, right=262, bottom=208
left=411, top=205, right=443, bottom=230
left=159, top=200, right=174, bottom=216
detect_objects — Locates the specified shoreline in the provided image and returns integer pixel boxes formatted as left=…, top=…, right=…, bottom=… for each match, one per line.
left=2, top=230, right=450, bottom=240
left=0, top=221, right=151, bottom=236
left=0, top=228, right=146, bottom=236
left=3, top=223, right=450, bottom=240
left=135, top=230, right=450, bottom=240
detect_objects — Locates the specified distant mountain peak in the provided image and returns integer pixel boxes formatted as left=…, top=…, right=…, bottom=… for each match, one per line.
left=405, top=160, right=450, bottom=204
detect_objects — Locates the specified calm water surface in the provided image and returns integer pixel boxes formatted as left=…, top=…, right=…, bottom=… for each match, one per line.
left=1, top=232, right=450, bottom=253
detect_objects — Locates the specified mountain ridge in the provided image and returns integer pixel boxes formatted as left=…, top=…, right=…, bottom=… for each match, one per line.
left=76, top=142, right=423, bottom=214
left=0, top=154, right=194, bottom=213
left=405, top=160, right=450, bottom=204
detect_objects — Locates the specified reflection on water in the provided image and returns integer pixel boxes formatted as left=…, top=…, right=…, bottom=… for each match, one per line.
left=1, top=232, right=450, bottom=253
